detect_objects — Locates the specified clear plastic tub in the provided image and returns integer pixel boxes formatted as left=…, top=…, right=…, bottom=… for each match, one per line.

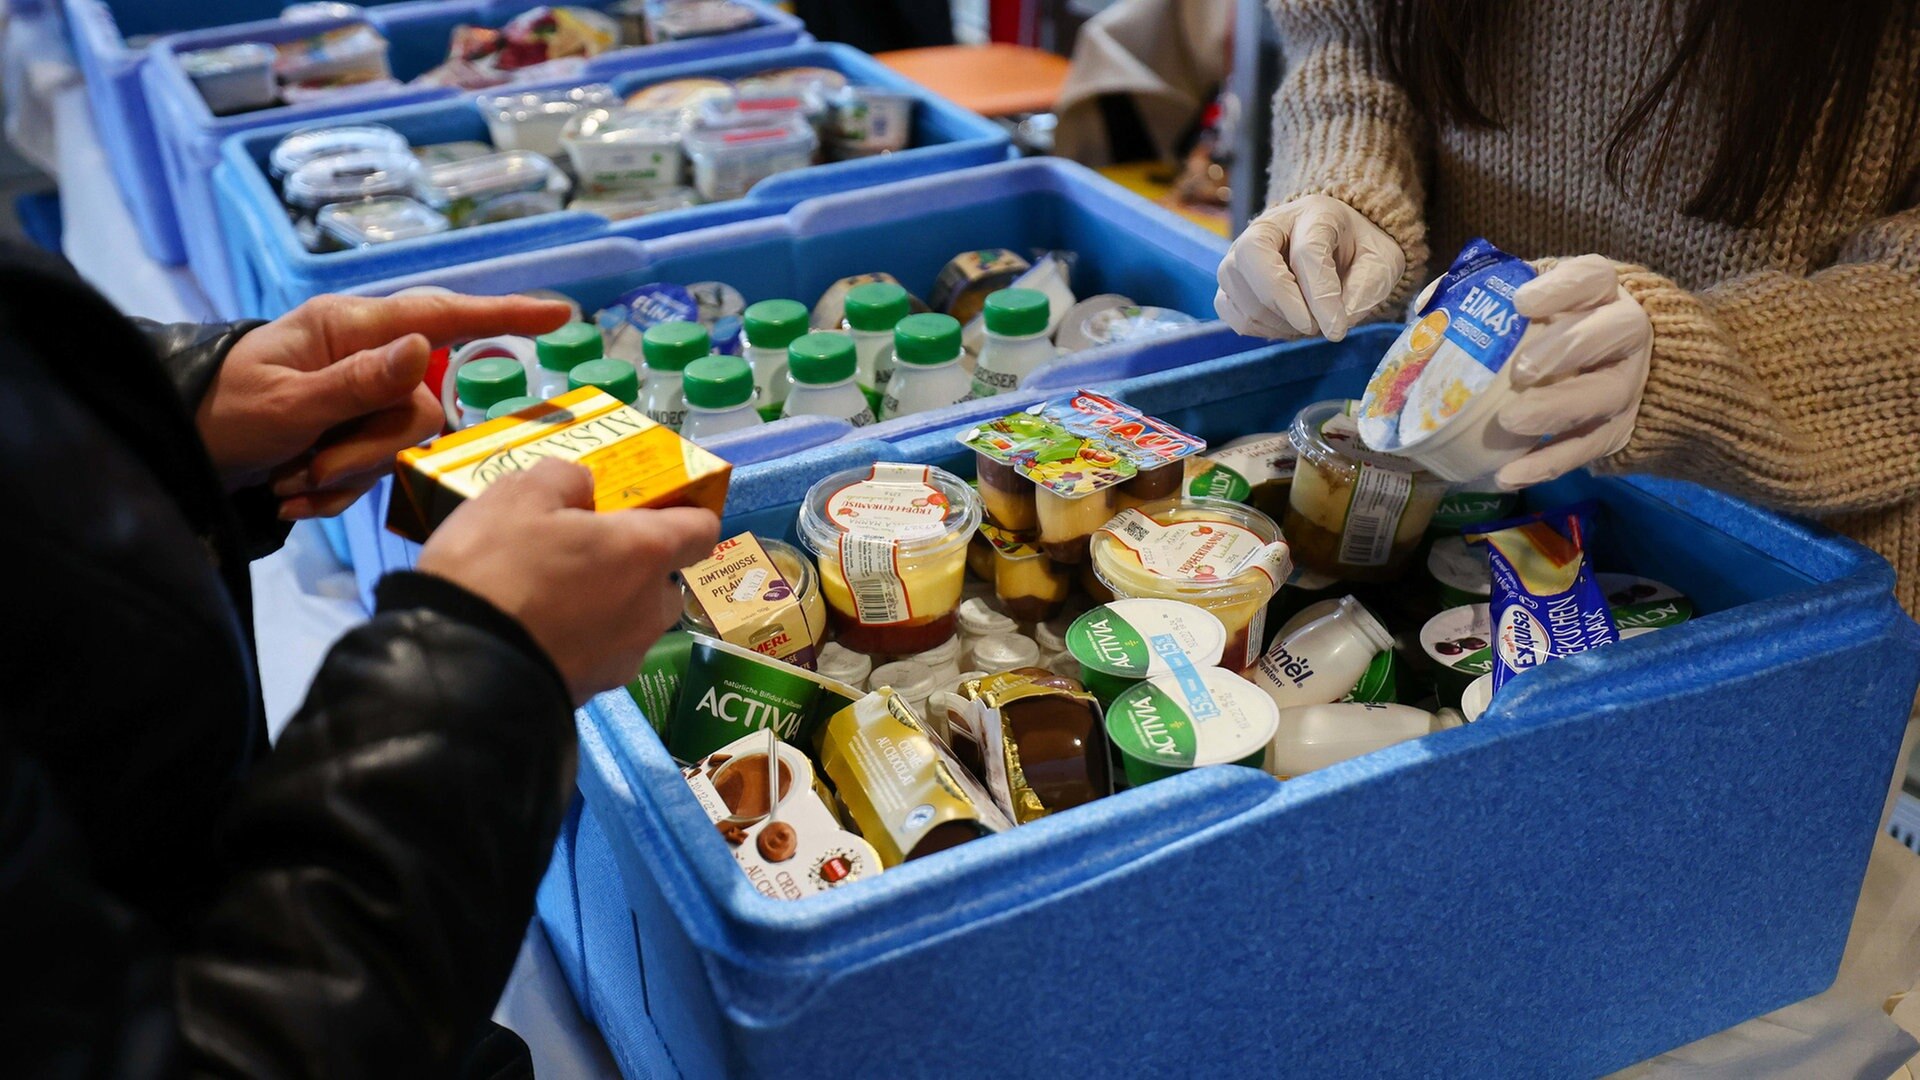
left=624, top=76, right=734, bottom=119
left=316, top=196, right=449, bottom=247
left=684, top=113, right=818, bottom=201
left=272, top=23, right=390, bottom=87
left=269, top=123, right=409, bottom=181
left=1285, top=399, right=1448, bottom=582
left=180, top=43, right=278, bottom=117
left=283, top=147, right=420, bottom=222
left=828, top=86, right=914, bottom=158
left=561, top=108, right=687, bottom=195
left=413, top=150, right=559, bottom=226
left=478, top=83, right=618, bottom=158
left=467, top=190, right=566, bottom=226
left=651, top=0, right=760, bottom=40
left=567, top=188, right=700, bottom=221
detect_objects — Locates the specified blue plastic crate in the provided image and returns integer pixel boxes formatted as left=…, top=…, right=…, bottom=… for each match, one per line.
left=211, top=42, right=1012, bottom=318
left=138, top=0, right=805, bottom=298
left=551, top=331, right=1920, bottom=1078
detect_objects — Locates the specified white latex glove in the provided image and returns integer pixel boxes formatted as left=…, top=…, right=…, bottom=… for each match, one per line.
left=1492, top=255, right=1653, bottom=490
left=1215, top=194, right=1405, bottom=342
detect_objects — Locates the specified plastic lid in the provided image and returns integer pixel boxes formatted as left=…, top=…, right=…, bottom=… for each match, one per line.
left=642, top=321, right=710, bottom=371
left=456, top=357, right=527, bottom=409
left=567, top=358, right=641, bottom=405
left=893, top=313, right=962, bottom=366
left=1066, top=599, right=1227, bottom=680
left=743, top=299, right=809, bottom=351
left=1290, top=399, right=1431, bottom=476
left=414, top=151, right=555, bottom=207
left=484, top=395, right=541, bottom=421
left=984, top=288, right=1050, bottom=337
left=683, top=355, right=754, bottom=409
left=843, top=282, right=911, bottom=332
left=1107, top=668, right=1279, bottom=769
left=796, top=463, right=983, bottom=562
left=537, top=322, right=602, bottom=372
left=315, top=196, right=448, bottom=246
left=787, top=332, right=857, bottom=385
left=270, top=123, right=408, bottom=179
left=478, top=83, right=615, bottom=124
left=284, top=148, right=420, bottom=210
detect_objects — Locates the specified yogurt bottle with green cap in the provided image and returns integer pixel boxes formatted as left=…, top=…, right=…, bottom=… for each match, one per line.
left=567, top=357, right=641, bottom=405
left=484, top=395, right=542, bottom=422
left=533, top=321, right=604, bottom=398
left=681, top=355, right=764, bottom=442
left=844, top=281, right=913, bottom=403
left=970, top=288, right=1055, bottom=398
left=782, top=332, right=875, bottom=426
left=1107, top=667, right=1279, bottom=786
left=455, top=356, right=527, bottom=429
left=1066, top=598, right=1227, bottom=706
left=881, top=313, right=972, bottom=420
left=1246, top=595, right=1395, bottom=711
left=743, top=298, right=809, bottom=415
left=1275, top=597, right=1397, bottom=703
left=641, top=320, right=709, bottom=431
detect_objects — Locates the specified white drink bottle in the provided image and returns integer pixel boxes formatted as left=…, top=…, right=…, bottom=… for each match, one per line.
left=1247, top=595, right=1394, bottom=709
left=1268, top=702, right=1461, bottom=778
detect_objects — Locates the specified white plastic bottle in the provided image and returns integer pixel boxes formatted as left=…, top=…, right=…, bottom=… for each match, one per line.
left=533, top=321, right=603, bottom=398
left=742, top=298, right=809, bottom=414
left=680, top=354, right=765, bottom=442
left=842, top=281, right=911, bottom=399
left=1268, top=702, right=1461, bottom=778
left=781, top=332, right=876, bottom=426
left=971, top=287, right=1055, bottom=398
left=1246, top=595, right=1395, bottom=710
left=640, top=320, right=708, bottom=432
left=454, top=356, right=527, bottom=429
left=880, top=313, right=971, bottom=420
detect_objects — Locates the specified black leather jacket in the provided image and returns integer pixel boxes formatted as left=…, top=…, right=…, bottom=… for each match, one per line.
left=0, top=245, right=575, bottom=1077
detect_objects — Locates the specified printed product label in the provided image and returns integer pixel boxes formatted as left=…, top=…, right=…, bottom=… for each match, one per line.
left=682, top=734, right=881, bottom=898
left=1095, top=509, right=1290, bottom=587
left=1420, top=603, right=1496, bottom=677
left=1342, top=649, right=1397, bottom=703
left=826, top=465, right=951, bottom=626
left=1467, top=505, right=1619, bottom=690
left=1598, top=573, right=1694, bottom=631
left=682, top=535, right=817, bottom=667
left=1427, top=535, right=1491, bottom=598
left=1186, top=433, right=1296, bottom=502
left=1431, top=487, right=1520, bottom=532
left=669, top=635, right=863, bottom=761
left=1339, top=465, right=1413, bottom=567
left=961, top=390, right=1206, bottom=499
left=1065, top=598, right=1227, bottom=679
left=1109, top=669, right=1277, bottom=769
left=1359, top=237, right=1537, bottom=451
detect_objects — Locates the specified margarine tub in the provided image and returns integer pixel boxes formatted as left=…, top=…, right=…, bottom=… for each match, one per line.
left=1088, top=498, right=1291, bottom=668
left=1065, top=598, right=1228, bottom=706
left=1106, top=667, right=1279, bottom=787
left=1285, top=400, right=1448, bottom=582
left=798, top=463, right=982, bottom=655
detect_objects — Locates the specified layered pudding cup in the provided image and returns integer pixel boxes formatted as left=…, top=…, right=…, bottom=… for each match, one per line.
left=974, top=452, right=1039, bottom=532
left=1089, top=497, right=1286, bottom=668
left=1285, top=399, right=1448, bottom=582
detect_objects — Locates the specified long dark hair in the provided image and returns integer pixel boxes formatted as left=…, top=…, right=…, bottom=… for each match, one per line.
left=1375, top=0, right=1920, bottom=227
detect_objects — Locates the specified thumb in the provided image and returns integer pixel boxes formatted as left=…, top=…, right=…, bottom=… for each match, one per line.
left=485, top=458, right=596, bottom=513
left=1513, top=255, right=1619, bottom=319
left=310, top=334, right=432, bottom=421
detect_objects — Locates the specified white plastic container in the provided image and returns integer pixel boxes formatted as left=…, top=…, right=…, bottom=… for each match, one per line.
left=567, top=189, right=699, bottom=221
left=561, top=107, right=686, bottom=195
left=181, top=43, right=278, bottom=116
left=880, top=314, right=971, bottom=420
left=782, top=332, right=875, bottom=426
left=533, top=322, right=604, bottom=399
left=443, top=336, right=539, bottom=428
left=1245, top=596, right=1395, bottom=711
left=970, top=287, right=1055, bottom=397
left=269, top=124, right=409, bottom=181
left=843, top=281, right=911, bottom=395
left=413, top=151, right=558, bottom=226
left=683, top=114, right=818, bottom=202
left=479, top=83, right=617, bottom=158
left=1268, top=702, right=1460, bottom=779
left=827, top=85, right=915, bottom=158
left=866, top=660, right=941, bottom=732
left=969, top=634, right=1041, bottom=676
left=741, top=299, right=809, bottom=411
left=315, top=196, right=448, bottom=247
left=904, top=635, right=964, bottom=687
left=816, top=642, right=873, bottom=688
left=680, top=355, right=764, bottom=442
left=454, top=356, right=528, bottom=429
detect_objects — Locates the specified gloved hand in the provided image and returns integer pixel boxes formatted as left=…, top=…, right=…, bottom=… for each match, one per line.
left=1215, top=194, right=1405, bottom=342
left=1492, top=255, right=1653, bottom=490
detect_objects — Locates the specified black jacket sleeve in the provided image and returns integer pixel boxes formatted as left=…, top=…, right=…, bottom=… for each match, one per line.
left=3, top=580, right=575, bottom=1078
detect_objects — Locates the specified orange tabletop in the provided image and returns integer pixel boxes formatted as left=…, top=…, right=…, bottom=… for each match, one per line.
left=875, top=43, right=1071, bottom=118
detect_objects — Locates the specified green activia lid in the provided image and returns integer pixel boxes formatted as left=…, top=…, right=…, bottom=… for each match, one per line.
left=567, top=358, right=641, bottom=405
left=536, top=321, right=602, bottom=372
left=683, top=354, right=755, bottom=409
left=456, top=356, right=528, bottom=409
left=1106, top=668, right=1278, bottom=770
left=843, top=282, right=911, bottom=332
left=893, top=312, right=962, bottom=366
left=787, top=332, right=857, bottom=385
left=1066, top=598, right=1227, bottom=678
left=743, top=299, right=810, bottom=351
left=484, top=395, right=541, bottom=421
left=642, top=320, right=710, bottom=372
left=984, top=287, right=1050, bottom=337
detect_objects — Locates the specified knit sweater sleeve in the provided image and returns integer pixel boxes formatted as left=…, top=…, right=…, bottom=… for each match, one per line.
left=1598, top=205, right=1920, bottom=517
left=1264, top=0, right=1431, bottom=307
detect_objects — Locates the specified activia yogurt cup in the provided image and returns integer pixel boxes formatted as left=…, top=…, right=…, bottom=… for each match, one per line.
left=1599, top=573, right=1694, bottom=632
left=1427, top=535, right=1492, bottom=610
left=1066, top=598, right=1227, bottom=706
left=1106, top=667, right=1279, bottom=786
left=1420, top=603, right=1494, bottom=708
left=798, top=463, right=982, bottom=655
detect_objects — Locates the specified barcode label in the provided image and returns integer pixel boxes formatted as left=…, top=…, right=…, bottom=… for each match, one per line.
left=840, top=532, right=910, bottom=624
left=1339, top=465, right=1413, bottom=567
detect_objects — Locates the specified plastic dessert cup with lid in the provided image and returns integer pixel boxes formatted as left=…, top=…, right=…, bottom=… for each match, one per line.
left=978, top=522, right=1070, bottom=621
left=1285, top=399, right=1449, bottom=582
left=1065, top=598, right=1228, bottom=707
left=1106, top=667, right=1279, bottom=787
left=1089, top=497, right=1290, bottom=669
left=479, top=83, right=618, bottom=158
left=679, top=536, right=829, bottom=657
left=798, top=464, right=982, bottom=656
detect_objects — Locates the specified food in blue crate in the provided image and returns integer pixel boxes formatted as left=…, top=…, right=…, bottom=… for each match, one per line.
left=681, top=732, right=882, bottom=898
left=684, top=113, right=819, bottom=201
left=677, top=534, right=828, bottom=669
left=181, top=43, right=280, bottom=116
left=479, top=82, right=618, bottom=157
left=413, top=149, right=561, bottom=226
left=1105, top=666, right=1278, bottom=787
left=1284, top=398, right=1449, bottom=581
left=560, top=106, right=686, bottom=196
left=1268, top=702, right=1459, bottom=780
left=1465, top=502, right=1620, bottom=691
left=1245, top=595, right=1394, bottom=712
left=315, top=195, right=448, bottom=248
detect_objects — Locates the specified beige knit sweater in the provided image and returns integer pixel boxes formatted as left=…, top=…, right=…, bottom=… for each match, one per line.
left=1265, top=0, right=1920, bottom=614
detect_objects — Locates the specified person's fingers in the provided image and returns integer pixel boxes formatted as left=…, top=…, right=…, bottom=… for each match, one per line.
left=277, top=487, right=366, bottom=521
left=299, top=292, right=572, bottom=358
left=1221, top=258, right=1307, bottom=338
left=295, top=387, right=444, bottom=494
left=1339, top=252, right=1399, bottom=324
left=607, top=506, right=724, bottom=574
left=1512, top=255, right=1618, bottom=319
left=1214, top=284, right=1292, bottom=340
left=1288, top=206, right=1351, bottom=340
left=481, top=458, right=597, bottom=513
left=1229, top=220, right=1317, bottom=334
left=1508, top=297, right=1649, bottom=388
left=303, top=333, right=433, bottom=425
left=1493, top=415, right=1634, bottom=490
left=1498, top=367, right=1640, bottom=437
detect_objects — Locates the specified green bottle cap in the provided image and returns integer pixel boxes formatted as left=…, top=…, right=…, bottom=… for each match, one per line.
left=536, top=321, right=602, bottom=372
left=483, top=395, right=542, bottom=421
left=984, top=287, right=1050, bottom=337
left=642, top=321, right=710, bottom=372
left=455, top=356, right=528, bottom=409
left=787, top=332, right=857, bottom=385
left=743, top=298, right=810, bottom=351
left=893, top=312, right=963, bottom=366
left=843, top=282, right=911, bottom=332
left=683, top=354, right=756, bottom=409
left=567, top=358, right=642, bottom=405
